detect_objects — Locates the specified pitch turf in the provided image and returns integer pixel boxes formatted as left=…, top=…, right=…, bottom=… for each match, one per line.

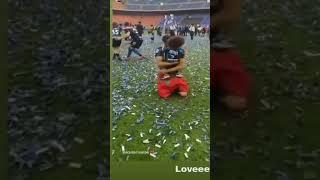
left=111, top=35, right=210, bottom=161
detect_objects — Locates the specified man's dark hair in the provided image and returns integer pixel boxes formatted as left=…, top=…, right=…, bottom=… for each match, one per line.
left=162, top=35, right=170, bottom=44
left=112, top=22, right=118, bottom=28
left=167, top=36, right=185, bottom=50
left=124, top=22, right=130, bottom=27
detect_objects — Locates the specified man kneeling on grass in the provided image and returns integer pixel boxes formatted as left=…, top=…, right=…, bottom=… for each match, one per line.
left=211, top=0, right=252, bottom=111
left=155, top=35, right=189, bottom=99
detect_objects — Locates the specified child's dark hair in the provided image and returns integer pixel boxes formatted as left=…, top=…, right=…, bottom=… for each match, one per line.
left=167, top=36, right=185, bottom=50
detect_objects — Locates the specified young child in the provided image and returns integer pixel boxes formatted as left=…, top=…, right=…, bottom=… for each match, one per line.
left=156, top=36, right=185, bottom=80
left=148, top=25, right=155, bottom=42
left=112, top=22, right=122, bottom=60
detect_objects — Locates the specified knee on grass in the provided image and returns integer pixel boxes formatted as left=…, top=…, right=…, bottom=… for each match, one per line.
left=179, top=92, right=188, bottom=97
left=221, top=95, right=248, bottom=111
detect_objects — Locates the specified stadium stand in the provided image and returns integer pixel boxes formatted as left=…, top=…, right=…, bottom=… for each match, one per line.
left=113, top=0, right=209, bottom=11
left=112, top=14, right=163, bottom=26
left=112, top=0, right=210, bottom=26
left=113, top=1, right=127, bottom=10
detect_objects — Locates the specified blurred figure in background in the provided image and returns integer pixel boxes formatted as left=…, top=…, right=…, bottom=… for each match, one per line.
left=136, top=21, right=144, bottom=37
left=189, top=24, right=195, bottom=40
left=211, top=0, right=252, bottom=111
left=112, top=22, right=123, bottom=60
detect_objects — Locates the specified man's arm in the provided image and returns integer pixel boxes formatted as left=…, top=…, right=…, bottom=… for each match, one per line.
left=211, top=0, right=241, bottom=32
left=156, top=56, right=179, bottom=68
left=161, top=58, right=186, bottom=73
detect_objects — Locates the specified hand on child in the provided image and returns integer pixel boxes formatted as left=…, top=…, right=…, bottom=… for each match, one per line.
left=159, top=69, right=168, bottom=74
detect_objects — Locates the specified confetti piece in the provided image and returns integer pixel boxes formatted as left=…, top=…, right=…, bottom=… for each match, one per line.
left=73, top=137, right=84, bottom=144
left=184, top=134, right=190, bottom=140
left=187, top=146, right=192, bottom=152
left=69, top=162, right=82, bottom=168
left=174, top=143, right=180, bottom=148
left=143, top=139, right=150, bottom=144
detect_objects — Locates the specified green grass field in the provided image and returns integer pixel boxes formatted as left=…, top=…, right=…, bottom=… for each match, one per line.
left=5, top=0, right=320, bottom=179
left=111, top=35, right=211, bottom=161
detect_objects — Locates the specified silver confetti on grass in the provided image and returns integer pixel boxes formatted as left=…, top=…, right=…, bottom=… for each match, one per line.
left=9, top=1, right=108, bottom=179
left=112, top=33, right=210, bottom=162
left=69, top=162, right=82, bottom=169
left=73, top=137, right=85, bottom=144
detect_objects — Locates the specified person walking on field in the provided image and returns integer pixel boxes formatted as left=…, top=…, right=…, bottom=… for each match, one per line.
left=189, top=24, right=195, bottom=40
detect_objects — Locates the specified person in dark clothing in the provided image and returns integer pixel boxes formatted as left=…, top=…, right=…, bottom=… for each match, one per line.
left=123, top=23, right=145, bottom=60
left=156, top=26, right=162, bottom=36
left=184, top=25, right=189, bottom=36
left=136, top=21, right=144, bottom=37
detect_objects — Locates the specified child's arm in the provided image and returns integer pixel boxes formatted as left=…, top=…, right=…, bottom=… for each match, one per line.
left=160, top=58, right=186, bottom=73
left=122, top=31, right=130, bottom=39
left=156, top=56, right=179, bottom=68
left=211, top=0, right=241, bottom=32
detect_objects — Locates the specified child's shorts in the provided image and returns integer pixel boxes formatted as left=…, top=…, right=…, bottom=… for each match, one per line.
left=211, top=50, right=251, bottom=98
left=158, top=75, right=189, bottom=98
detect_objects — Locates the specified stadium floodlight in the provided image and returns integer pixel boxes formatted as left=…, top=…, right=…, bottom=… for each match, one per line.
left=160, top=2, right=164, bottom=6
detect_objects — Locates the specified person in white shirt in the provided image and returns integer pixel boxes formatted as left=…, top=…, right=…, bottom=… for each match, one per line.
left=189, top=24, right=195, bottom=40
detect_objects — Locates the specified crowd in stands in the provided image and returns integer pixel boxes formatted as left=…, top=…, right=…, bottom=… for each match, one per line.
left=114, top=0, right=209, bottom=10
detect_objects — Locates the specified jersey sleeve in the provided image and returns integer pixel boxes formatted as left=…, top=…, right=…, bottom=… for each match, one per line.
left=155, top=47, right=163, bottom=57
left=178, top=48, right=185, bottom=59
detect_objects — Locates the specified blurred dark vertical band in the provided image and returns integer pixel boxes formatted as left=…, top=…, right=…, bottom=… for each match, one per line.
left=1, top=0, right=8, bottom=180
left=209, top=1, right=214, bottom=180
left=7, top=0, right=110, bottom=179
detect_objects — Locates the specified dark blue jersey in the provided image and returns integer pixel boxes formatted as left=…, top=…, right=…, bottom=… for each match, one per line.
left=130, top=30, right=142, bottom=42
left=155, top=47, right=185, bottom=63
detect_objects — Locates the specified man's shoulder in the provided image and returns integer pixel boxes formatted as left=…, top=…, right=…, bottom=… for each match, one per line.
left=156, top=47, right=163, bottom=52
left=155, top=47, right=164, bottom=57
left=177, top=48, right=185, bottom=54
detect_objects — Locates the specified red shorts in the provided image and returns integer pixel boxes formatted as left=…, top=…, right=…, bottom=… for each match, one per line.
left=157, top=75, right=189, bottom=98
left=211, top=50, right=251, bottom=98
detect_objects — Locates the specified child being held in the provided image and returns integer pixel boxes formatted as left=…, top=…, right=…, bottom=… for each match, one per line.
left=155, top=35, right=185, bottom=80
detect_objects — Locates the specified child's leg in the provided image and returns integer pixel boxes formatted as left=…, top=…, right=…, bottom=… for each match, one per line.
left=212, top=50, right=251, bottom=111
left=177, top=78, right=189, bottom=97
left=220, top=96, right=248, bottom=111
left=158, top=79, right=173, bottom=98
left=113, top=47, right=121, bottom=59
